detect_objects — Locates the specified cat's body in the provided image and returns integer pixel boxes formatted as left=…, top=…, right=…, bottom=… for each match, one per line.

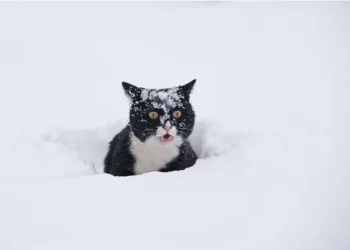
left=104, top=80, right=198, bottom=176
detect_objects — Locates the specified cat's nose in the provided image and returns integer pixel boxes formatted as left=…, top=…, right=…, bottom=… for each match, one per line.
left=164, top=125, right=171, bottom=132
left=164, top=121, right=172, bottom=132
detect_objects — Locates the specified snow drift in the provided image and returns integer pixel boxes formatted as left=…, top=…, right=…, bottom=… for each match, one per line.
left=0, top=2, right=349, bottom=250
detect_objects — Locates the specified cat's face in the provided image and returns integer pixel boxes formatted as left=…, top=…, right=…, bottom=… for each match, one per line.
left=122, top=80, right=196, bottom=144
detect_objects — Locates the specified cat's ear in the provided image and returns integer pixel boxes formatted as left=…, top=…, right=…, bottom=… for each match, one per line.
left=122, top=81, right=141, bottom=100
left=180, top=79, right=196, bottom=97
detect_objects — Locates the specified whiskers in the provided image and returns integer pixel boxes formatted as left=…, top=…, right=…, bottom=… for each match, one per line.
left=177, top=128, right=192, bottom=139
left=134, top=129, right=155, bottom=142
left=133, top=126, right=193, bottom=144
left=177, top=128, right=196, bottom=155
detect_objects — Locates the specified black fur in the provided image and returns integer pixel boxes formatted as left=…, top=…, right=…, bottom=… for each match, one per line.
left=104, top=126, right=135, bottom=176
left=104, top=80, right=198, bottom=176
left=159, top=141, right=197, bottom=173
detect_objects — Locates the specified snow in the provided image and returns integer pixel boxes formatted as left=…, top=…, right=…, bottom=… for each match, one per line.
left=157, top=91, right=169, bottom=100
left=0, top=2, right=350, bottom=250
left=142, top=88, right=182, bottom=108
left=139, top=86, right=184, bottom=123
left=141, top=89, right=149, bottom=101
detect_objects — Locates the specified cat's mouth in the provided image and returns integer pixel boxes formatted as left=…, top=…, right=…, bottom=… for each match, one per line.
left=161, top=134, right=173, bottom=142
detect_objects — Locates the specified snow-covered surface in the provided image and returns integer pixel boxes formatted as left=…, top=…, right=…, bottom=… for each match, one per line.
left=0, top=2, right=349, bottom=250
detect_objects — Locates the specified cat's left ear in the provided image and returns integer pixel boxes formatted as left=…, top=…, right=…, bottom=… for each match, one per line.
left=180, top=79, right=196, bottom=97
left=122, top=81, right=142, bottom=100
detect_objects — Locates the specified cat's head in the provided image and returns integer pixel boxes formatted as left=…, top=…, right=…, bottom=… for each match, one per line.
left=122, top=79, right=196, bottom=145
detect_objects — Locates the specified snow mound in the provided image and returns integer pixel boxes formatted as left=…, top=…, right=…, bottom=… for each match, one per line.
left=42, top=119, right=239, bottom=176
left=0, top=2, right=349, bottom=249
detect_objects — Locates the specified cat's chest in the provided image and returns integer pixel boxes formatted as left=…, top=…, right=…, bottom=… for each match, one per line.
left=130, top=134, right=181, bottom=174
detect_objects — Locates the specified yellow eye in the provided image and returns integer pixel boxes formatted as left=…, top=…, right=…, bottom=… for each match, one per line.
left=149, top=111, right=159, bottom=120
left=173, top=110, right=182, bottom=119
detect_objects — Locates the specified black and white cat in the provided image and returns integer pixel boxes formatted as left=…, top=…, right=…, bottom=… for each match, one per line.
left=104, top=80, right=198, bottom=176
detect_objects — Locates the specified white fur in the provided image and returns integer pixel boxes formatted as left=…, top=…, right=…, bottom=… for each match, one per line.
left=130, top=127, right=183, bottom=175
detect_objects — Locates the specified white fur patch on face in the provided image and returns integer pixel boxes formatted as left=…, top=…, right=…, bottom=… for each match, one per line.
left=130, top=131, right=183, bottom=175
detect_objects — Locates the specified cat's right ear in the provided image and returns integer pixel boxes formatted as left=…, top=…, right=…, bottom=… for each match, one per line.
left=122, top=82, right=141, bottom=100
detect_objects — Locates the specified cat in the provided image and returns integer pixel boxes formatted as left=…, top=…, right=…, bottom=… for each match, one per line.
left=104, top=79, right=198, bottom=176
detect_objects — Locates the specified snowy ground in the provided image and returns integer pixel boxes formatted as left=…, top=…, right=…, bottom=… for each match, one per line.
left=0, top=2, right=349, bottom=250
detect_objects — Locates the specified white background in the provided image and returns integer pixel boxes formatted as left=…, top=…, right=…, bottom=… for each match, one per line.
left=0, top=2, right=349, bottom=250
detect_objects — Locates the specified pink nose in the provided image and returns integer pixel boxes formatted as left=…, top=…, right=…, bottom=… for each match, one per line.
left=164, top=125, right=171, bottom=132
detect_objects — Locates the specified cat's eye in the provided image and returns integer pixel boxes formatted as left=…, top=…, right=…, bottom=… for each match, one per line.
left=173, top=110, right=182, bottom=119
left=149, top=111, right=159, bottom=120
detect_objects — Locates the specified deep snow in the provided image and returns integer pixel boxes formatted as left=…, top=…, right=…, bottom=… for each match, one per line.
left=0, top=2, right=349, bottom=250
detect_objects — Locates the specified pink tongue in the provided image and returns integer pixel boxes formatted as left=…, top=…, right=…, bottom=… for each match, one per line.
left=163, top=134, right=171, bottom=140
left=162, top=134, right=172, bottom=141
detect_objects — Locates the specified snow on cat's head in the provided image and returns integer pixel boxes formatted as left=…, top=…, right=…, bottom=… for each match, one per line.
left=122, top=80, right=196, bottom=143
